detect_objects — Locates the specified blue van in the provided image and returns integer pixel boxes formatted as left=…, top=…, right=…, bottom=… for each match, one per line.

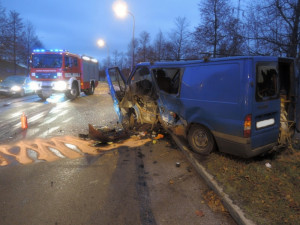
left=106, top=56, right=298, bottom=158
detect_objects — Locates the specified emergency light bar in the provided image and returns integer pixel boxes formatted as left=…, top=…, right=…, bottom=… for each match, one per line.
left=33, top=49, right=45, bottom=53
left=82, top=56, right=98, bottom=63
left=33, top=49, right=68, bottom=53
left=82, top=56, right=90, bottom=61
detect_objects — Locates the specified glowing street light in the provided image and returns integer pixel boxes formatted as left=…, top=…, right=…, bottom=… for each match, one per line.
left=97, top=38, right=110, bottom=66
left=112, top=0, right=128, bottom=18
left=112, top=0, right=135, bottom=71
left=97, top=39, right=106, bottom=48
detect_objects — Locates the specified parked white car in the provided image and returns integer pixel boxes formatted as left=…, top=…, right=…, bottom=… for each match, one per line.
left=0, top=75, right=34, bottom=97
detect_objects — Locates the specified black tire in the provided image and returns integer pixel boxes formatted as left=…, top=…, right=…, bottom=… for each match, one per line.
left=83, top=84, right=94, bottom=96
left=65, top=83, right=79, bottom=100
left=188, top=124, right=215, bottom=155
left=88, top=84, right=95, bottom=95
left=37, top=92, right=50, bottom=100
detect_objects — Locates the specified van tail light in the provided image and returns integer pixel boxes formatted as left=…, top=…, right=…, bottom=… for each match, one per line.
left=244, top=114, right=252, bottom=138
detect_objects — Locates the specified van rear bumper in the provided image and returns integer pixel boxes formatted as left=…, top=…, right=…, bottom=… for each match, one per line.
left=213, top=131, right=277, bottom=158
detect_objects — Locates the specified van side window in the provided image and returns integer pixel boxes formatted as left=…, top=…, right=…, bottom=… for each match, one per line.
left=256, top=62, right=278, bottom=101
left=153, top=68, right=181, bottom=94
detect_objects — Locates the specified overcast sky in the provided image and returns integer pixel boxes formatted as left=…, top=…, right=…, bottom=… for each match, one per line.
left=2, top=0, right=242, bottom=63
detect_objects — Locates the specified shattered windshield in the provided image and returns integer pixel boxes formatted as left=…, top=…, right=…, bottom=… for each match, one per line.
left=256, top=62, right=278, bottom=101
left=32, top=54, right=63, bottom=68
left=130, top=66, right=154, bottom=96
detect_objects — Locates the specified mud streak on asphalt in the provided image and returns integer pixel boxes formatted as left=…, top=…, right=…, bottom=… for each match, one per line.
left=135, top=147, right=157, bottom=225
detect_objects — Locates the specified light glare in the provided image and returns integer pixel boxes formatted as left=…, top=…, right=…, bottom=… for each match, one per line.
left=29, top=81, right=39, bottom=90
left=113, top=0, right=128, bottom=18
left=97, top=39, right=105, bottom=48
left=11, top=85, right=21, bottom=91
left=53, top=81, right=67, bottom=91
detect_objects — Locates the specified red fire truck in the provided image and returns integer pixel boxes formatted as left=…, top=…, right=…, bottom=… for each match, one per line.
left=29, top=49, right=99, bottom=100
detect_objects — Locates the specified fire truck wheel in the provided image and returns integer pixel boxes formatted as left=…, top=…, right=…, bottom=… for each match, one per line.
left=37, top=92, right=50, bottom=100
left=88, top=84, right=95, bottom=95
left=84, top=84, right=94, bottom=95
left=188, top=124, right=216, bottom=155
left=65, top=83, right=79, bottom=99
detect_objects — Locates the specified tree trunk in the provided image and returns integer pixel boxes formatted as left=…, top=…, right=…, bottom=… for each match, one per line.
left=288, top=0, right=300, bottom=58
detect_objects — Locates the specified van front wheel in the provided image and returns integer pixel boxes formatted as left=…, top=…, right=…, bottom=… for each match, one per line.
left=188, top=125, right=215, bottom=155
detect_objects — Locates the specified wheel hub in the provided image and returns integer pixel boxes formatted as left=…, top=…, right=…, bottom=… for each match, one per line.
left=71, top=88, right=77, bottom=96
left=194, top=130, right=208, bottom=148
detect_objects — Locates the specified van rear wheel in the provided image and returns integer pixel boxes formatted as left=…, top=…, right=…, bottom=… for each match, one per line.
left=188, top=125, right=215, bottom=155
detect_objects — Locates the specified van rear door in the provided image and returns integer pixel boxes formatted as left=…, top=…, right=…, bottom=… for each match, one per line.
left=277, top=58, right=298, bottom=140
left=251, top=60, right=280, bottom=149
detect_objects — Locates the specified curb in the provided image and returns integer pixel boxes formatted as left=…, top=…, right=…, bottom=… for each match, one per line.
left=170, top=134, right=256, bottom=225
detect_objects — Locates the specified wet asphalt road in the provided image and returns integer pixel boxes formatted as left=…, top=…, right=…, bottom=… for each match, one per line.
left=0, top=85, right=236, bottom=225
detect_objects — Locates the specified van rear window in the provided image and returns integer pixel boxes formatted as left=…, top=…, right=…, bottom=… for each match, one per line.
left=256, top=62, right=278, bottom=102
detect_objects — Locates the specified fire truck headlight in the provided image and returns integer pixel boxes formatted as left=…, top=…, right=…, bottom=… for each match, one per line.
left=29, top=81, right=39, bottom=90
left=53, top=81, right=67, bottom=91
left=11, top=85, right=21, bottom=92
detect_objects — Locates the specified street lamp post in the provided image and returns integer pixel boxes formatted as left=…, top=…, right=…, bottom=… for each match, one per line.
left=113, top=0, right=135, bottom=71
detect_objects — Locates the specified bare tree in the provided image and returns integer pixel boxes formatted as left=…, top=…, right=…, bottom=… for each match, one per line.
left=218, top=17, right=246, bottom=56
left=153, top=30, right=165, bottom=61
left=6, top=11, right=24, bottom=74
left=0, top=2, right=7, bottom=60
left=246, top=0, right=300, bottom=60
left=168, top=16, right=190, bottom=60
left=118, top=51, right=128, bottom=70
left=112, top=50, right=119, bottom=67
left=127, top=37, right=138, bottom=69
left=137, top=31, right=151, bottom=62
left=20, top=21, right=43, bottom=72
left=194, top=0, right=235, bottom=57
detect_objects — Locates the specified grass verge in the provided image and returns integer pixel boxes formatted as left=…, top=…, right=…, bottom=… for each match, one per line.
left=201, top=147, right=300, bottom=225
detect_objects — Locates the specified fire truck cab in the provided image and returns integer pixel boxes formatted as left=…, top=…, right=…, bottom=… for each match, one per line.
left=30, top=49, right=99, bottom=100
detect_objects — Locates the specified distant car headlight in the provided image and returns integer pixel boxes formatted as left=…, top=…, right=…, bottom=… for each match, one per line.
left=29, top=81, right=39, bottom=90
left=53, top=81, right=67, bottom=91
left=11, top=85, right=21, bottom=92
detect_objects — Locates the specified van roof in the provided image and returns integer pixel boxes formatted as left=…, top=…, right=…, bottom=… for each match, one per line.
left=136, top=56, right=290, bottom=67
